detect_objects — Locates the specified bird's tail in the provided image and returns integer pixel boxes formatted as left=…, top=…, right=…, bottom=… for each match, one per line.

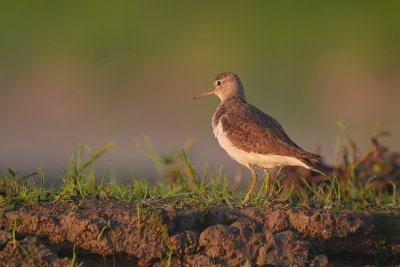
left=301, top=154, right=333, bottom=176
left=308, top=163, right=332, bottom=176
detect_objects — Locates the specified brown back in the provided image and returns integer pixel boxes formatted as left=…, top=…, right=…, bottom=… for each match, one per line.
left=215, top=96, right=321, bottom=161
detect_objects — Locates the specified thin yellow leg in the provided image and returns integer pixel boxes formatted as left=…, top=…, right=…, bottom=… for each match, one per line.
left=243, top=165, right=258, bottom=203
left=264, top=169, right=271, bottom=196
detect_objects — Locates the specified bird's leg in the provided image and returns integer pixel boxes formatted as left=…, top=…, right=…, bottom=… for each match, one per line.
left=243, top=165, right=258, bottom=203
left=264, top=169, right=271, bottom=196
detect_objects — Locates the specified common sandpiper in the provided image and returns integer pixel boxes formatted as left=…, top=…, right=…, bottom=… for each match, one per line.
left=194, top=72, right=329, bottom=203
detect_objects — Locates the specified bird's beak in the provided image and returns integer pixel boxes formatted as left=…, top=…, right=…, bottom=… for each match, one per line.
left=193, top=89, right=215, bottom=100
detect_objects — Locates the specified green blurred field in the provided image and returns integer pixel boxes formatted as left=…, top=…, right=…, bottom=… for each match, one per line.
left=0, top=2, right=399, bottom=178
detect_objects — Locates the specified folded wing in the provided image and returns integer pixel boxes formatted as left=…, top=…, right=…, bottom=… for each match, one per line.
left=221, top=104, right=321, bottom=163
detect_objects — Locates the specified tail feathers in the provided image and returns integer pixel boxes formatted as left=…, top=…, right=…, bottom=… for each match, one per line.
left=309, top=164, right=332, bottom=176
left=301, top=157, right=333, bottom=176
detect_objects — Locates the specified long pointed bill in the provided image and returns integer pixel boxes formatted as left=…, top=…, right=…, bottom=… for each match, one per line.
left=193, top=89, right=215, bottom=100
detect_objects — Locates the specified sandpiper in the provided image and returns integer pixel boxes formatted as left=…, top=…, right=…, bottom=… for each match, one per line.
left=194, top=72, right=329, bottom=203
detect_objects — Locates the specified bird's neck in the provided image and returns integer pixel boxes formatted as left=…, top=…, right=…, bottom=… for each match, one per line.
left=220, top=95, right=246, bottom=105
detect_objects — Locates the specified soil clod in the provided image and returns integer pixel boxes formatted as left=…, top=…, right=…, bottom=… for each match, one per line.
left=1, top=199, right=400, bottom=266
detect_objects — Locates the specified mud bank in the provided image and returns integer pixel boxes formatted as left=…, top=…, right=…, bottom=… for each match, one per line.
left=1, top=199, right=400, bottom=266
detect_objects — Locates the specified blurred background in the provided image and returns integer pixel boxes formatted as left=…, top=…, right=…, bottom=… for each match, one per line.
left=0, top=1, right=399, bottom=181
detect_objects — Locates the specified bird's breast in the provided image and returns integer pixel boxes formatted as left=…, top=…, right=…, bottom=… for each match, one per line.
left=212, top=117, right=250, bottom=167
left=212, top=117, right=309, bottom=170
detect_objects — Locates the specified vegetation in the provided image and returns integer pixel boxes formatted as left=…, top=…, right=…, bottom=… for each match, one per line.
left=0, top=125, right=399, bottom=214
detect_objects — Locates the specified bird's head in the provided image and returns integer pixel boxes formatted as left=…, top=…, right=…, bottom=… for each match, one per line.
left=193, top=72, right=245, bottom=101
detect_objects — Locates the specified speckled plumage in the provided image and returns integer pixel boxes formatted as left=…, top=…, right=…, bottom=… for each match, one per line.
left=194, top=72, right=328, bottom=202
left=212, top=95, right=323, bottom=172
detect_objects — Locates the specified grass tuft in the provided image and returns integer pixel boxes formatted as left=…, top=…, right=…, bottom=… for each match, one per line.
left=0, top=125, right=399, bottom=213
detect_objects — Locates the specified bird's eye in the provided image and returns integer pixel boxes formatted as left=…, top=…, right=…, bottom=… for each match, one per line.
left=217, top=80, right=222, bottom=86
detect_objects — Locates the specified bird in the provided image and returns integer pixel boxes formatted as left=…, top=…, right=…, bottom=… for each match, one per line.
left=193, top=72, right=329, bottom=203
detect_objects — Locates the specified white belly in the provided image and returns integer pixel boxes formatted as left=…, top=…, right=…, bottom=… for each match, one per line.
left=213, top=119, right=310, bottom=170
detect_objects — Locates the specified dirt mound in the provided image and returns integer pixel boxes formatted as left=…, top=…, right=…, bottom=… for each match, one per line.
left=1, top=199, right=400, bottom=266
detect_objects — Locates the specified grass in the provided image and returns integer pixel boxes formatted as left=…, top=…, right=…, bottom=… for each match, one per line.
left=70, top=245, right=83, bottom=267
left=0, top=125, right=399, bottom=214
left=97, top=219, right=111, bottom=241
left=11, top=217, right=18, bottom=247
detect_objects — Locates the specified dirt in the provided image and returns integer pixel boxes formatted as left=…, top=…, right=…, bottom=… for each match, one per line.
left=0, top=138, right=399, bottom=266
left=0, top=199, right=400, bottom=266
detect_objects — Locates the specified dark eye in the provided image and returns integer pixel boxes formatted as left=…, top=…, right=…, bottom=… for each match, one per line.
left=217, top=80, right=221, bottom=86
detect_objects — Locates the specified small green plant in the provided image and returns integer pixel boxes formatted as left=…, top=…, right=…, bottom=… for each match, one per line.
left=165, top=250, right=173, bottom=267
left=148, top=212, right=174, bottom=261
left=11, top=217, right=18, bottom=247
left=63, top=199, right=84, bottom=214
left=70, top=245, right=76, bottom=267
left=56, top=142, right=114, bottom=201
left=0, top=168, right=48, bottom=211
left=136, top=203, right=142, bottom=231
left=97, top=219, right=111, bottom=241
left=70, top=244, right=83, bottom=267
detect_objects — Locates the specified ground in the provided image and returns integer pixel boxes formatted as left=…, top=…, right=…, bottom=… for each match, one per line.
left=1, top=135, right=400, bottom=266
left=1, top=199, right=400, bottom=266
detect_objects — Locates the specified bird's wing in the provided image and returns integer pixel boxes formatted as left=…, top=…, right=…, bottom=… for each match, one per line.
left=221, top=104, right=321, bottom=161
